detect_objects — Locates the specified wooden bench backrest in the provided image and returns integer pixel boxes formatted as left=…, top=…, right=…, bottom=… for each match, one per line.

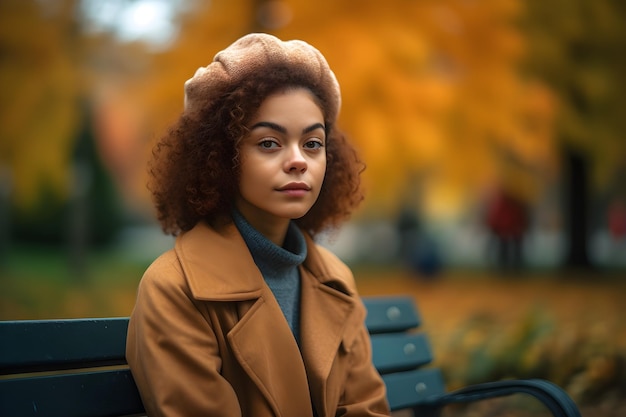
left=0, top=296, right=444, bottom=417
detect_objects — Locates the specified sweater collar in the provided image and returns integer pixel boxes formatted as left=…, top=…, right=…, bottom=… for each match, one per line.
left=231, top=209, right=307, bottom=274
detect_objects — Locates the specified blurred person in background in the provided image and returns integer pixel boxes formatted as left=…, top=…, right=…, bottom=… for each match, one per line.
left=485, top=187, right=529, bottom=273
left=396, top=202, right=441, bottom=279
left=608, top=198, right=626, bottom=242
left=125, top=33, right=390, bottom=417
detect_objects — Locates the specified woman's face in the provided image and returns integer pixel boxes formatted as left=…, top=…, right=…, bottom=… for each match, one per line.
left=236, top=88, right=326, bottom=236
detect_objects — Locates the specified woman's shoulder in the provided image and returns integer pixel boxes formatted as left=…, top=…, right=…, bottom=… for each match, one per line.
left=312, top=242, right=351, bottom=273
left=305, top=236, right=358, bottom=295
left=140, top=248, right=186, bottom=291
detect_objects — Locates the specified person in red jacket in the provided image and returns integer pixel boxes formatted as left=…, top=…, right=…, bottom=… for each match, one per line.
left=485, top=187, right=529, bottom=272
left=608, top=198, right=626, bottom=241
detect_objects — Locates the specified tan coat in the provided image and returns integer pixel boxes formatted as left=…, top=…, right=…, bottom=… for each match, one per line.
left=126, top=221, right=390, bottom=417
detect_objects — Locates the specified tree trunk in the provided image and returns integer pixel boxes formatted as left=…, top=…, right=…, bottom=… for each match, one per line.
left=562, top=146, right=592, bottom=269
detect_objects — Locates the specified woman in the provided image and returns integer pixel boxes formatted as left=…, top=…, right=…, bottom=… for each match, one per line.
left=126, top=33, right=390, bottom=417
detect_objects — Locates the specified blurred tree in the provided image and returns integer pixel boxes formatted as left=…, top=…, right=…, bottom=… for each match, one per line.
left=134, top=0, right=554, bottom=221
left=522, top=0, right=626, bottom=269
left=0, top=0, right=80, bottom=207
left=275, top=0, right=538, bottom=216
left=0, top=0, right=125, bottom=252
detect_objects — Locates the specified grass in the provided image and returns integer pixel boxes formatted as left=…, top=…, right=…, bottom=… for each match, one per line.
left=1, top=245, right=146, bottom=319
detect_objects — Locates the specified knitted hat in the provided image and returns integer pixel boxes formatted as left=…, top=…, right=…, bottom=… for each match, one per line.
left=183, top=33, right=341, bottom=124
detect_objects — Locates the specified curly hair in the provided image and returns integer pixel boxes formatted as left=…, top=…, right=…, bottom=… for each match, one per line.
left=148, top=65, right=364, bottom=237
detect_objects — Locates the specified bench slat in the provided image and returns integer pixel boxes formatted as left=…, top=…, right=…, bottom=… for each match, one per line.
left=0, top=369, right=144, bottom=417
left=362, top=296, right=421, bottom=334
left=382, top=368, right=447, bottom=412
left=371, top=333, right=433, bottom=374
left=0, top=318, right=129, bottom=373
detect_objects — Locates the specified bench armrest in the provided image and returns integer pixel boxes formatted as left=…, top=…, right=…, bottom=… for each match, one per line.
left=420, top=379, right=581, bottom=417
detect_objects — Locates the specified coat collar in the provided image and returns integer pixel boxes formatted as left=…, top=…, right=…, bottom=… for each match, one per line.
left=175, top=221, right=358, bottom=301
left=175, top=221, right=265, bottom=301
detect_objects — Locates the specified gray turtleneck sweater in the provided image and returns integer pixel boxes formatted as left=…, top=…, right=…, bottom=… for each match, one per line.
left=232, top=210, right=307, bottom=343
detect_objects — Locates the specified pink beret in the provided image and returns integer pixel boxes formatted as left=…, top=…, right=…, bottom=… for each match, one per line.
left=183, top=33, right=341, bottom=125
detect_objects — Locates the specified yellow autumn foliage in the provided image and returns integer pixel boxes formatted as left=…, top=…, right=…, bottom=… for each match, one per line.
left=6, top=0, right=622, bottom=220
left=0, top=0, right=81, bottom=207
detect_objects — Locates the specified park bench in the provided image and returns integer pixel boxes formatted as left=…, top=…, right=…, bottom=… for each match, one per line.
left=0, top=295, right=581, bottom=417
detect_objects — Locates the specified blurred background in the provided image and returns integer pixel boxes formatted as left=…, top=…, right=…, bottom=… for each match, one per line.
left=1, top=0, right=625, bottom=414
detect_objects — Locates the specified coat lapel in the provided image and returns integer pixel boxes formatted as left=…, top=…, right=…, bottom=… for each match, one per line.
left=299, top=239, right=364, bottom=417
left=228, top=296, right=314, bottom=417
left=176, top=221, right=314, bottom=417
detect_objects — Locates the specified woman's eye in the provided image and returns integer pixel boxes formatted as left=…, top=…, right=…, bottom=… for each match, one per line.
left=304, top=140, right=323, bottom=150
left=259, top=139, right=279, bottom=149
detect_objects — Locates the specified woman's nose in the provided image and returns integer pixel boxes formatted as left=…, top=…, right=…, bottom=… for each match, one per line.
left=284, top=146, right=307, bottom=173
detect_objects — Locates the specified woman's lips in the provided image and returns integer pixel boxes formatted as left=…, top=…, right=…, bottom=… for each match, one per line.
left=277, top=183, right=311, bottom=197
